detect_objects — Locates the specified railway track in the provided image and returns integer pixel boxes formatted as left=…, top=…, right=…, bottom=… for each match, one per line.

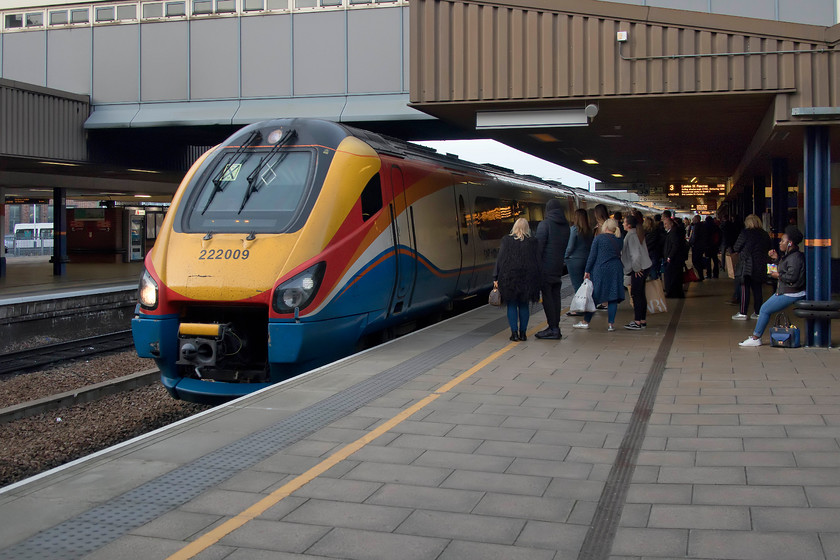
left=0, top=330, right=136, bottom=376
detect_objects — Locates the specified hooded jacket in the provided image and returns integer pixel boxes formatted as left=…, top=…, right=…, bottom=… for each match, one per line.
left=536, top=199, right=571, bottom=283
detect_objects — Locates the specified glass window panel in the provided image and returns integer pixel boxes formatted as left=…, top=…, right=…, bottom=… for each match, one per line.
left=243, top=0, right=263, bottom=11
left=295, top=0, right=316, bottom=7
left=49, top=10, right=69, bottom=25
left=70, top=8, right=90, bottom=23
left=5, top=14, right=24, bottom=28
left=166, top=1, right=186, bottom=16
left=321, top=0, right=341, bottom=5
left=26, top=12, right=44, bottom=26
left=117, top=5, right=136, bottom=19
left=216, top=0, right=236, bottom=12
left=193, top=0, right=212, bottom=13
left=184, top=150, right=313, bottom=233
left=95, top=6, right=115, bottom=21
left=142, top=3, right=163, bottom=17
left=266, top=0, right=287, bottom=8
left=350, top=0, right=371, bottom=4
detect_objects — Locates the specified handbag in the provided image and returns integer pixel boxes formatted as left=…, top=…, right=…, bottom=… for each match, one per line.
left=683, top=268, right=699, bottom=283
left=725, top=253, right=738, bottom=279
left=645, top=277, right=668, bottom=314
left=769, top=313, right=800, bottom=348
left=570, top=278, right=596, bottom=313
left=488, top=287, right=502, bottom=307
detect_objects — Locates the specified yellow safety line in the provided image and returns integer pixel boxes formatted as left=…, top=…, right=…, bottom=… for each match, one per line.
left=167, top=323, right=543, bottom=560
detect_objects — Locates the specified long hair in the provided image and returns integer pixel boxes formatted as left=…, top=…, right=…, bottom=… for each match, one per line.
left=510, top=217, right=531, bottom=240
left=744, top=214, right=762, bottom=229
left=631, top=211, right=646, bottom=243
left=593, top=204, right=609, bottom=226
left=572, top=208, right=591, bottom=238
left=643, top=216, right=656, bottom=233
left=602, top=218, right=621, bottom=238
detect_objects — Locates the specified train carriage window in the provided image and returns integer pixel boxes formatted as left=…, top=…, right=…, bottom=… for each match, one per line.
left=216, top=0, right=236, bottom=12
left=459, top=195, right=469, bottom=244
left=474, top=197, right=516, bottom=241
left=321, top=0, right=342, bottom=6
left=360, top=174, right=382, bottom=222
left=296, top=0, right=317, bottom=8
left=267, top=0, right=288, bottom=9
left=243, top=0, right=264, bottom=10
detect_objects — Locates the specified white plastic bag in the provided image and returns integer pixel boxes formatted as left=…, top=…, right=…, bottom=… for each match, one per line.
left=570, top=278, right=596, bottom=313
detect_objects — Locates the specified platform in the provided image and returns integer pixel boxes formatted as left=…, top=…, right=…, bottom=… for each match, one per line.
left=0, top=256, right=143, bottom=303
left=1, top=278, right=839, bottom=560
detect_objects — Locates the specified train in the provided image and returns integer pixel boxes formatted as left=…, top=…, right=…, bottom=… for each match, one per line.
left=132, top=118, right=655, bottom=404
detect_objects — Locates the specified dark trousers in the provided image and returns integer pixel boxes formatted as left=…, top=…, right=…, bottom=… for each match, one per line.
left=705, top=249, right=720, bottom=279
left=542, top=280, right=563, bottom=329
left=664, top=260, right=684, bottom=298
left=630, top=272, right=647, bottom=322
left=739, top=276, right=764, bottom=315
left=691, top=249, right=705, bottom=281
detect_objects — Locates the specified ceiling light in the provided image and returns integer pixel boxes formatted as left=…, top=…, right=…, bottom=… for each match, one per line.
left=40, top=161, right=79, bottom=167
left=583, top=159, right=599, bottom=165
left=611, top=173, right=624, bottom=178
left=690, top=177, right=698, bottom=183
left=127, top=168, right=161, bottom=174
left=134, top=194, right=151, bottom=198
left=530, top=133, right=559, bottom=143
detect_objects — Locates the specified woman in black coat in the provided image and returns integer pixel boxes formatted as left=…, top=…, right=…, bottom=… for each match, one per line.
left=732, top=214, right=772, bottom=320
left=494, top=217, right=542, bottom=341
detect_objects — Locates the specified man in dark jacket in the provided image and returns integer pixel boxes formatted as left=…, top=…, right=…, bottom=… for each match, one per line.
left=662, top=215, right=685, bottom=298
left=535, top=199, right=570, bottom=339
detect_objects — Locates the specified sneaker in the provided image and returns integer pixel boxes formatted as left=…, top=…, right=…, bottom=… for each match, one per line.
left=750, top=313, right=760, bottom=320
left=596, top=304, right=608, bottom=310
left=640, top=322, right=647, bottom=328
left=573, top=322, right=590, bottom=330
left=607, top=325, right=616, bottom=332
left=535, top=328, right=561, bottom=340
left=624, top=322, right=642, bottom=330
left=739, top=337, right=762, bottom=347
left=732, top=313, right=748, bottom=321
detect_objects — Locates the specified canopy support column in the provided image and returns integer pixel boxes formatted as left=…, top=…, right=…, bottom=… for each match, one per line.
left=803, top=126, right=832, bottom=347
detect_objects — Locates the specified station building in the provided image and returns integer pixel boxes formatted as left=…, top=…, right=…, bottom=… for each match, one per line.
left=0, top=0, right=838, bottom=322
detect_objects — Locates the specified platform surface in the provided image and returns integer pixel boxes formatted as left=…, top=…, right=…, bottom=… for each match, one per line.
left=0, top=256, right=142, bottom=304
left=1, top=278, right=840, bottom=560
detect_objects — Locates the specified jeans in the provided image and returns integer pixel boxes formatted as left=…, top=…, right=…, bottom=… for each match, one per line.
left=754, top=293, right=806, bottom=337
left=584, top=301, right=618, bottom=325
left=566, top=258, right=586, bottom=293
left=507, top=301, right=530, bottom=332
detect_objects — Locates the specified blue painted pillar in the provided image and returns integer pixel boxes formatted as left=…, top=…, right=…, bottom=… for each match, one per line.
left=771, top=158, right=789, bottom=239
left=0, top=186, right=6, bottom=278
left=803, top=126, right=831, bottom=347
left=52, top=187, right=69, bottom=276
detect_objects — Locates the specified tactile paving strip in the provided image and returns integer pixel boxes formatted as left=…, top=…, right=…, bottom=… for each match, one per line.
left=1, top=306, right=535, bottom=560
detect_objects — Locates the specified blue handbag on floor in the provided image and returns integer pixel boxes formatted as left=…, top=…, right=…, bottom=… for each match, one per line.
left=769, top=313, right=800, bottom=348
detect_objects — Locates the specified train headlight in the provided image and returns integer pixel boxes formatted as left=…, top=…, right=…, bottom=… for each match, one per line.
left=139, top=270, right=159, bottom=310
left=272, top=262, right=326, bottom=314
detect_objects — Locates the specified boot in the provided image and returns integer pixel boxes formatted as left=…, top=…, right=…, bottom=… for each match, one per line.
left=519, top=330, right=527, bottom=341
left=510, top=330, right=519, bottom=341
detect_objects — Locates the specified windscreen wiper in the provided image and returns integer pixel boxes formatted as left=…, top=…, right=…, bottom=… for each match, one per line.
left=238, top=129, right=297, bottom=214
left=201, top=130, right=261, bottom=215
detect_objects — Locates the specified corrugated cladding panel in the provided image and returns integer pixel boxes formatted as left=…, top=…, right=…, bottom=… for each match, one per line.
left=0, top=81, right=89, bottom=160
left=410, top=0, right=837, bottom=116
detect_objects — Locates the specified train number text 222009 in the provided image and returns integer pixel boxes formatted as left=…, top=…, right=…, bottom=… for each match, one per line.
left=198, top=249, right=251, bottom=260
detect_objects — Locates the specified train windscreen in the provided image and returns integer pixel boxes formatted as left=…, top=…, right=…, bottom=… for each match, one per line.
left=183, top=148, right=314, bottom=233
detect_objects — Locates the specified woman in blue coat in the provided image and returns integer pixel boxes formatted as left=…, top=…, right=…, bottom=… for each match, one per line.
left=573, top=218, right=625, bottom=332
